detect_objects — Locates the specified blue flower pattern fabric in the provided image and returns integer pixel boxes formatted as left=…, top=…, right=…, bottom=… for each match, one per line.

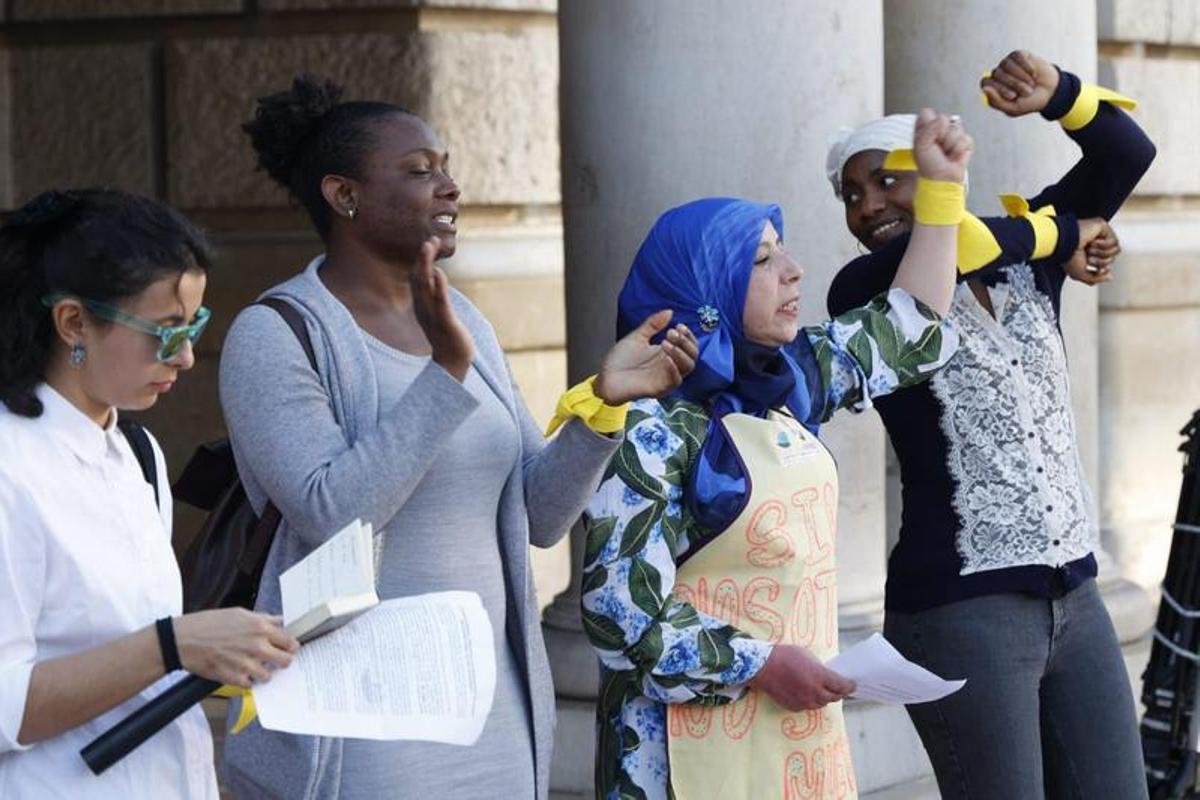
left=583, top=288, right=957, bottom=800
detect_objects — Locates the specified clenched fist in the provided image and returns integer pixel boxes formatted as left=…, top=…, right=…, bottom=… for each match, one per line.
left=981, top=50, right=1059, bottom=117
left=913, top=108, right=973, bottom=185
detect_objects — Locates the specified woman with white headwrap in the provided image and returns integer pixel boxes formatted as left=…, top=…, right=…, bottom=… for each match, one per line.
left=825, top=50, right=1156, bottom=799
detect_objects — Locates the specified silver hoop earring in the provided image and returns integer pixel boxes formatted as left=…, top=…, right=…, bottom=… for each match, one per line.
left=69, top=343, right=87, bottom=368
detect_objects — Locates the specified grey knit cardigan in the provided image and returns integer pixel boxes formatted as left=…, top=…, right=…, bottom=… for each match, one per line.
left=217, top=256, right=619, bottom=799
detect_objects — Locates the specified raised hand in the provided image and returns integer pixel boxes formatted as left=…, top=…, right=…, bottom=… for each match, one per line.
left=1066, top=217, right=1120, bottom=286
left=593, top=310, right=699, bottom=405
left=174, top=608, right=299, bottom=688
left=409, top=236, right=475, bottom=381
left=981, top=50, right=1059, bottom=117
left=748, top=644, right=856, bottom=711
left=912, top=108, right=973, bottom=185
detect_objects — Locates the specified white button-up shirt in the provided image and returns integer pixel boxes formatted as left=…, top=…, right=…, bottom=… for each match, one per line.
left=0, top=385, right=216, bottom=798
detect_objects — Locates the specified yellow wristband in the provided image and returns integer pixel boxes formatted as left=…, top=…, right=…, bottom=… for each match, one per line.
left=1059, top=83, right=1137, bottom=131
left=998, top=193, right=1059, bottom=259
left=913, top=178, right=966, bottom=226
left=545, top=375, right=630, bottom=437
left=1026, top=211, right=1059, bottom=259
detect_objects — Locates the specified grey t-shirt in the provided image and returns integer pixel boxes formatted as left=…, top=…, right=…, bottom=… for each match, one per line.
left=338, top=335, right=534, bottom=799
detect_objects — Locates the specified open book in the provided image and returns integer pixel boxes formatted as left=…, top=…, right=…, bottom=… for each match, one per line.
left=279, top=518, right=379, bottom=643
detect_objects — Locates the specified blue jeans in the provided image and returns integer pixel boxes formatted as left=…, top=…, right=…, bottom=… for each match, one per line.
left=883, top=579, right=1148, bottom=800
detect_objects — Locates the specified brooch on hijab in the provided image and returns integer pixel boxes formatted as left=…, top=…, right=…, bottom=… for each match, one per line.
left=697, top=305, right=720, bottom=332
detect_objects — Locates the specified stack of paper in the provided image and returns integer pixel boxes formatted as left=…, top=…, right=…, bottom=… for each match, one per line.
left=253, top=591, right=496, bottom=745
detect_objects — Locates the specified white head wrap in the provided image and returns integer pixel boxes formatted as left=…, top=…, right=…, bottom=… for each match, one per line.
left=825, top=114, right=917, bottom=200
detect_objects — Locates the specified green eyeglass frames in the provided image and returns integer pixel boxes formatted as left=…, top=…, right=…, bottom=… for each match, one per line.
left=42, top=292, right=211, bottom=362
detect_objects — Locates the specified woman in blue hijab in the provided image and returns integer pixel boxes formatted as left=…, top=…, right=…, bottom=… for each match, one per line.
left=582, top=109, right=971, bottom=800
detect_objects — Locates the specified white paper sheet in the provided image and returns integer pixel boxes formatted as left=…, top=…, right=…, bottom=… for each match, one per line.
left=254, top=591, right=496, bottom=744
left=825, top=632, right=965, bottom=705
left=279, top=519, right=374, bottom=627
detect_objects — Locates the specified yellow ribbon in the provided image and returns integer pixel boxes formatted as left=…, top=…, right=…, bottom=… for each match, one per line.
left=913, top=178, right=966, bottom=226
left=956, top=213, right=1003, bottom=275
left=212, top=684, right=258, bottom=734
left=882, top=148, right=916, bottom=172
left=545, top=375, right=629, bottom=437
left=1060, top=84, right=1137, bottom=131
left=998, top=193, right=1059, bottom=259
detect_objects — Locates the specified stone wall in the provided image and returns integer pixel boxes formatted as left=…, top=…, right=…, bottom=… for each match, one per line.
left=0, top=0, right=572, bottom=609
left=1096, top=0, right=1200, bottom=590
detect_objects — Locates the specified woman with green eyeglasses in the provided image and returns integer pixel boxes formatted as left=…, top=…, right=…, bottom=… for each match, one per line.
left=0, top=188, right=299, bottom=798
left=39, top=294, right=213, bottom=365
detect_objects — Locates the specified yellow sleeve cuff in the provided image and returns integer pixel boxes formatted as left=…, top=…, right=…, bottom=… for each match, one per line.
left=1059, top=83, right=1137, bottom=131
left=913, top=178, right=966, bottom=226
left=213, top=684, right=257, bottom=734
left=998, top=193, right=1059, bottom=259
left=545, top=375, right=630, bottom=437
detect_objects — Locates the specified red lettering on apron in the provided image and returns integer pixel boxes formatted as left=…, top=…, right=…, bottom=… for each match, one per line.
left=743, top=577, right=784, bottom=643
left=713, top=578, right=741, bottom=626
left=790, top=578, right=817, bottom=648
left=791, top=488, right=831, bottom=566
left=722, top=687, right=759, bottom=740
left=813, top=570, right=837, bottom=650
left=745, top=499, right=797, bottom=568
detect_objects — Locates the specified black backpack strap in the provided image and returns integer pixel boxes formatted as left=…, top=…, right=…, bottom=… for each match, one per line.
left=257, top=296, right=318, bottom=372
left=118, top=419, right=160, bottom=508
left=238, top=296, right=318, bottom=599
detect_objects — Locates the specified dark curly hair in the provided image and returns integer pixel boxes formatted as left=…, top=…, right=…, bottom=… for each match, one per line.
left=0, top=188, right=212, bottom=418
left=242, top=75, right=413, bottom=238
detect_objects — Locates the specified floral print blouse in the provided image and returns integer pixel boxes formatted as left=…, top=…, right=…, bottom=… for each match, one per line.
left=582, top=288, right=957, bottom=800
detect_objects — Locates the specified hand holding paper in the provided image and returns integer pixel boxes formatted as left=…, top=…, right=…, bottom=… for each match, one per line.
left=825, top=633, right=965, bottom=705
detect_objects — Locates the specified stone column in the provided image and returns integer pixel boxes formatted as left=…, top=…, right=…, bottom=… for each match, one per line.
left=1094, top=2, right=1200, bottom=605
left=551, top=2, right=889, bottom=795
left=884, top=0, right=1152, bottom=670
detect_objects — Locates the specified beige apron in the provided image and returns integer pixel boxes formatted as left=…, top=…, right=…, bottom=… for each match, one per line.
left=667, top=411, right=857, bottom=800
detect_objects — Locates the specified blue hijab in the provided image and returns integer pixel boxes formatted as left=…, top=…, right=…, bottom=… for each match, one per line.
left=617, top=198, right=825, bottom=538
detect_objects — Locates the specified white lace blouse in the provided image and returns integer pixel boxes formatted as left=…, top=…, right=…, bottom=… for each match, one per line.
left=876, top=262, right=1101, bottom=612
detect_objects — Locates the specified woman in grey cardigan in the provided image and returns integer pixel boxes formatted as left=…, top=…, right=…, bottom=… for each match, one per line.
left=218, top=76, right=698, bottom=799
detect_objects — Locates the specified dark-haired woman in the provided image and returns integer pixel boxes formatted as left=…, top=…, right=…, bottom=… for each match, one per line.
left=218, top=76, right=697, bottom=799
left=582, top=110, right=970, bottom=800
left=0, top=189, right=299, bottom=798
